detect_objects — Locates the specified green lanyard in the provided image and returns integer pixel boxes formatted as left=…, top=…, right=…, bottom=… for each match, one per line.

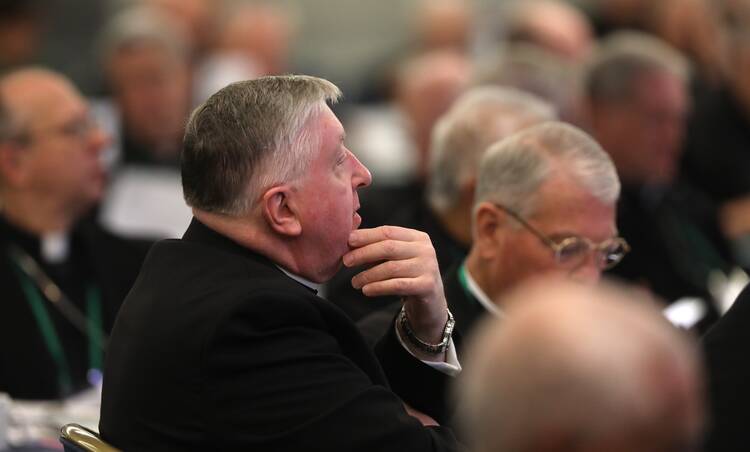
left=9, top=255, right=104, bottom=397
left=457, top=262, right=480, bottom=307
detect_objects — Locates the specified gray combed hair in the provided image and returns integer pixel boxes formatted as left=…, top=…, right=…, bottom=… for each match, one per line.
left=427, top=86, right=556, bottom=213
left=585, top=31, right=690, bottom=104
left=474, top=121, right=619, bottom=216
left=181, top=75, right=342, bottom=215
left=98, top=5, right=189, bottom=66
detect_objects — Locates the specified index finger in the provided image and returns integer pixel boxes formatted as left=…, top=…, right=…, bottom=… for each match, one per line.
left=349, top=225, right=427, bottom=248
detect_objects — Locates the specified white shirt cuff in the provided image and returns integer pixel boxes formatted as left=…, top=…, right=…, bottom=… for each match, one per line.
left=395, top=322, right=462, bottom=377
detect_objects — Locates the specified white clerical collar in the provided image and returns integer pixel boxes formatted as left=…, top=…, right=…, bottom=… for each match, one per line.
left=461, top=262, right=505, bottom=319
left=41, top=231, right=70, bottom=264
left=277, top=266, right=321, bottom=293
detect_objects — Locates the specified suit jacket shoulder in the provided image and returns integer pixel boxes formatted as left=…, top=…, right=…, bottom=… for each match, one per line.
left=100, top=219, right=461, bottom=452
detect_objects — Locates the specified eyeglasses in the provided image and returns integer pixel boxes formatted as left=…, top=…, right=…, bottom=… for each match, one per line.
left=492, top=203, right=630, bottom=270
left=17, top=115, right=100, bottom=145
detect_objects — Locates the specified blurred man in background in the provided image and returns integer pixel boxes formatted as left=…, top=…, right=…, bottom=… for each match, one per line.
left=0, top=67, right=150, bottom=400
left=449, top=121, right=623, bottom=340
left=585, top=31, right=738, bottom=331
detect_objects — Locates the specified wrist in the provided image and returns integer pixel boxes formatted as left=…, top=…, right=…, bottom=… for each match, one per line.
left=398, top=306, right=454, bottom=354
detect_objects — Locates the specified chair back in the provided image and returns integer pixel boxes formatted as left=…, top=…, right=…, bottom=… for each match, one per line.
left=59, top=423, right=120, bottom=452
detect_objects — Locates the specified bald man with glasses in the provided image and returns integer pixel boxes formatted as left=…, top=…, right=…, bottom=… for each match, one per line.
left=445, top=121, right=626, bottom=339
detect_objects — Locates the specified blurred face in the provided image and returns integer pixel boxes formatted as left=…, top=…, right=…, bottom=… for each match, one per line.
left=108, top=44, right=191, bottom=152
left=294, top=107, right=372, bottom=282
left=597, top=71, right=689, bottom=186
left=488, top=173, right=617, bottom=297
left=3, top=74, right=108, bottom=215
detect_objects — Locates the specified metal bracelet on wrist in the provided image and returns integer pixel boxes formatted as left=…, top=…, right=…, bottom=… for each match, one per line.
left=398, top=306, right=455, bottom=354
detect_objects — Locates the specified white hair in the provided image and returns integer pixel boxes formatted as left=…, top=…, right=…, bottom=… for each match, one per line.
left=474, top=121, right=619, bottom=216
left=427, top=86, right=556, bottom=213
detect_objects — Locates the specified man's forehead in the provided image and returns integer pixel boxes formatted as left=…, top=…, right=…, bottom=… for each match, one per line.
left=2, top=74, right=84, bottom=126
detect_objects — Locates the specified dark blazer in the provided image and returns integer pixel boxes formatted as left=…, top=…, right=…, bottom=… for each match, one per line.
left=443, top=263, right=486, bottom=348
left=702, top=283, right=750, bottom=452
left=0, top=214, right=151, bottom=400
left=607, top=184, right=733, bottom=332
left=99, top=219, right=460, bottom=451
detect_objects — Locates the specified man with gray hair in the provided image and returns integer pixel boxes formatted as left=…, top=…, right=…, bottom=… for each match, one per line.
left=585, top=31, right=737, bottom=331
left=330, top=85, right=554, bottom=324
left=349, top=86, right=556, bottom=341
left=427, top=86, right=557, bottom=248
left=100, top=75, right=462, bottom=451
left=457, top=278, right=705, bottom=452
left=445, top=121, right=627, bottom=339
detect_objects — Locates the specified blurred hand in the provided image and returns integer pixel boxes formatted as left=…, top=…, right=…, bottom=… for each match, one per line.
left=403, top=402, right=439, bottom=427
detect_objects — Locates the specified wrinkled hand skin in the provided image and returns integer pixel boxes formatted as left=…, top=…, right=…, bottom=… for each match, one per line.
left=343, top=226, right=449, bottom=349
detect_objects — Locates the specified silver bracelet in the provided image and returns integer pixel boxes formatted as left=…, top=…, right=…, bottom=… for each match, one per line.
left=398, top=306, right=455, bottom=354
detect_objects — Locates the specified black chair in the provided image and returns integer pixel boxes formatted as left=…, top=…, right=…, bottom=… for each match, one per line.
left=59, top=423, right=119, bottom=452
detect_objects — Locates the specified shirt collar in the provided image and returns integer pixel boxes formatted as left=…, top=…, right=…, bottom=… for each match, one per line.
left=277, top=266, right=321, bottom=294
left=462, top=263, right=505, bottom=319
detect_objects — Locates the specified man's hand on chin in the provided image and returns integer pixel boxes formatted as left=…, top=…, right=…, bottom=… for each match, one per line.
left=343, top=226, right=450, bottom=361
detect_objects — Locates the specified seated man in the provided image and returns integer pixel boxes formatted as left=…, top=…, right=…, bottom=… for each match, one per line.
left=457, top=278, right=705, bottom=452
left=447, top=121, right=626, bottom=341
left=585, top=31, right=737, bottom=330
left=100, top=75, right=462, bottom=451
left=0, top=68, right=151, bottom=400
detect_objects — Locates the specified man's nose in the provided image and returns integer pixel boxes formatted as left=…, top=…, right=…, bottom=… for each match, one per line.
left=351, top=152, right=372, bottom=189
left=569, top=253, right=602, bottom=285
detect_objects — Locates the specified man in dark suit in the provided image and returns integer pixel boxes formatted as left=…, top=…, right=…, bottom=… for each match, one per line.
left=585, top=32, right=738, bottom=332
left=447, top=121, right=625, bottom=342
left=0, top=68, right=151, bottom=400
left=100, top=75, right=462, bottom=451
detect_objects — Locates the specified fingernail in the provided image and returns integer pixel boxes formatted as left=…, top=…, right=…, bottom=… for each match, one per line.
left=348, top=231, right=359, bottom=245
left=351, top=276, right=361, bottom=289
left=342, top=253, right=352, bottom=267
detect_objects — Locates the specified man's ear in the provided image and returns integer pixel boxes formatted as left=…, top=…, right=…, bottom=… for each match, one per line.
left=473, top=202, right=506, bottom=259
left=0, top=141, right=29, bottom=188
left=261, top=185, right=302, bottom=237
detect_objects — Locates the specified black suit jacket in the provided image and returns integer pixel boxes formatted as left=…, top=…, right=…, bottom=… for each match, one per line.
left=100, top=219, right=460, bottom=451
left=607, top=184, right=733, bottom=332
left=0, top=214, right=151, bottom=400
left=443, top=263, right=486, bottom=349
left=702, top=283, right=750, bottom=452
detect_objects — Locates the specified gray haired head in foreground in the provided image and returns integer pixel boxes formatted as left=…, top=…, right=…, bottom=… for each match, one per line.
left=181, top=75, right=342, bottom=215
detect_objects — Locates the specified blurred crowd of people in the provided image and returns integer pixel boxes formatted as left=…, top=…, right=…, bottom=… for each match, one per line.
left=3, top=0, right=750, bottom=450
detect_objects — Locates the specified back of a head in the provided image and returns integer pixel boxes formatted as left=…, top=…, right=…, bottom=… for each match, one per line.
left=181, top=75, right=341, bottom=216
left=456, top=278, right=705, bottom=452
left=504, top=0, right=594, bottom=62
left=473, top=43, right=585, bottom=125
left=473, top=121, right=619, bottom=217
left=427, top=85, right=556, bottom=213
